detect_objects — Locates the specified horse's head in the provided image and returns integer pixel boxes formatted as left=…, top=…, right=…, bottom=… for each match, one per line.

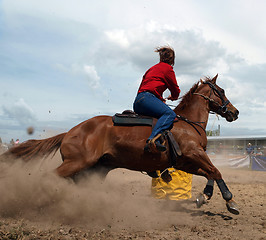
left=199, top=74, right=239, bottom=122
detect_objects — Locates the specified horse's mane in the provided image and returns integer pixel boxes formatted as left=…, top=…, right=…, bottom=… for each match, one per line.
left=175, top=82, right=199, bottom=111
left=175, top=77, right=212, bottom=111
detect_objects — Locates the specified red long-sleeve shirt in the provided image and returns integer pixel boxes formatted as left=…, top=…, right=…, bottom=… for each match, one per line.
left=137, top=62, right=180, bottom=101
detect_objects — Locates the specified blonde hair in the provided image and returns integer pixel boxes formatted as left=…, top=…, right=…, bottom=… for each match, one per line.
left=155, top=46, right=175, bottom=66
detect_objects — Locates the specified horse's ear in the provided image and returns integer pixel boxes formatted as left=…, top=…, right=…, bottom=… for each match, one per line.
left=200, top=78, right=204, bottom=84
left=212, top=74, right=218, bottom=83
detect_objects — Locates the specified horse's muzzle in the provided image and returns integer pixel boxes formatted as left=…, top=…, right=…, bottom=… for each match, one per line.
left=226, top=110, right=239, bottom=122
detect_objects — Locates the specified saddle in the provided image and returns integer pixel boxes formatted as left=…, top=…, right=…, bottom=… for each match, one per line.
left=112, top=110, right=155, bottom=126
left=112, top=110, right=181, bottom=182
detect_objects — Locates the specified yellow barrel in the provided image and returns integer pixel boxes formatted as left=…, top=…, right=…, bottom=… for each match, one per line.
left=151, top=168, right=193, bottom=200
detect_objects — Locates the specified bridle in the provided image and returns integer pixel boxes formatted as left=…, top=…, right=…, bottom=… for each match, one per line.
left=193, top=81, right=230, bottom=115
left=167, top=80, right=231, bottom=136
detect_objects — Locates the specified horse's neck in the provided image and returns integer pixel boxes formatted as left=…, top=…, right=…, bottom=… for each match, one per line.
left=174, top=95, right=210, bottom=129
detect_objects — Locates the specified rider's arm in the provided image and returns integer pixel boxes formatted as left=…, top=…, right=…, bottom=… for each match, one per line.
left=164, top=68, right=180, bottom=100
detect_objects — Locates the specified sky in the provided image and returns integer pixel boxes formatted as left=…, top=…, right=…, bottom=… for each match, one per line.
left=0, top=0, right=266, bottom=143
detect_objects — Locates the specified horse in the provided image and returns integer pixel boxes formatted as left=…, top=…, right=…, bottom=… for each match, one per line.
left=3, top=74, right=240, bottom=214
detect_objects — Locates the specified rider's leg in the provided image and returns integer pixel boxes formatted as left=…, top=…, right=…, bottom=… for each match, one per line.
left=133, top=92, right=176, bottom=152
left=149, top=109, right=176, bottom=139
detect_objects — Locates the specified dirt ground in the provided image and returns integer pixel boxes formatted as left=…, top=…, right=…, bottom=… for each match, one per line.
left=0, top=153, right=265, bottom=240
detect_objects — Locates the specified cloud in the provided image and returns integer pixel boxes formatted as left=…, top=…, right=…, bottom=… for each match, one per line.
left=83, top=65, right=100, bottom=89
left=102, top=22, right=228, bottom=76
left=224, top=63, right=266, bottom=106
left=0, top=0, right=265, bottom=140
left=55, top=63, right=100, bottom=89
left=105, top=30, right=130, bottom=48
left=2, top=98, right=36, bottom=126
left=99, top=22, right=266, bottom=115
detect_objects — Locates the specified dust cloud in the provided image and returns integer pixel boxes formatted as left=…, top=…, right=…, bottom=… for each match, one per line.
left=0, top=153, right=192, bottom=231
left=0, top=151, right=265, bottom=239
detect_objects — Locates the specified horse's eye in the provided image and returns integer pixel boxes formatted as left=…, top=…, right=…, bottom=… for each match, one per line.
left=220, top=89, right=225, bottom=95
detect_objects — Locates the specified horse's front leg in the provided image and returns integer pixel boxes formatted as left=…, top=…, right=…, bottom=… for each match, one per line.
left=196, top=179, right=214, bottom=208
left=216, top=179, right=239, bottom=215
left=196, top=176, right=239, bottom=214
left=183, top=147, right=239, bottom=214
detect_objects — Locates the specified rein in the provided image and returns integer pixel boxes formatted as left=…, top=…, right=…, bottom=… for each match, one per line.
left=174, top=115, right=205, bottom=136
left=167, top=102, right=205, bottom=136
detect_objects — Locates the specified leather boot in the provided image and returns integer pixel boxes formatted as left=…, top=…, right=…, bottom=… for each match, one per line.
left=144, top=139, right=166, bottom=153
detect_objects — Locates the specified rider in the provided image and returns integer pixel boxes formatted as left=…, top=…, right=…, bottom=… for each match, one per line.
left=133, top=46, right=180, bottom=152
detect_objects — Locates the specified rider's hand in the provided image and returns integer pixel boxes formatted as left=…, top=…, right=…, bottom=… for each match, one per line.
left=166, top=95, right=175, bottom=101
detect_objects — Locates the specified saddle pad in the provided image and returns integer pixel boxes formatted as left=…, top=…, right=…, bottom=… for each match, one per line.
left=112, top=112, right=153, bottom=126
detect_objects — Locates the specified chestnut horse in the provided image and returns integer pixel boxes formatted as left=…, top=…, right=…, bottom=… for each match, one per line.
left=4, top=75, right=240, bottom=214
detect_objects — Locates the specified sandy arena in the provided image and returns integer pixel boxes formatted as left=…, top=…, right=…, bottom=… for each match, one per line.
left=0, top=152, right=265, bottom=240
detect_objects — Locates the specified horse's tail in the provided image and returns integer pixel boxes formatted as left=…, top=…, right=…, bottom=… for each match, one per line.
left=4, top=133, right=67, bottom=161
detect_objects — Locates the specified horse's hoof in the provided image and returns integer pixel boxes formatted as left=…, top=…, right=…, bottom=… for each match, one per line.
left=226, top=200, right=240, bottom=215
left=196, top=193, right=207, bottom=208
left=161, top=170, right=172, bottom=183
left=147, top=171, right=159, bottom=178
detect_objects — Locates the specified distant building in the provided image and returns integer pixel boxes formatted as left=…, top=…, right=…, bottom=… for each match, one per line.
left=207, top=135, right=266, bottom=155
left=207, top=135, right=266, bottom=171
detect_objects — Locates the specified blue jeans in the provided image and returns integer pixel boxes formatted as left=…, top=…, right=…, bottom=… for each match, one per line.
left=133, top=92, right=176, bottom=140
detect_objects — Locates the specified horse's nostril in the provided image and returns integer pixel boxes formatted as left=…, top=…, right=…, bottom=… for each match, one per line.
left=235, top=110, right=239, bottom=116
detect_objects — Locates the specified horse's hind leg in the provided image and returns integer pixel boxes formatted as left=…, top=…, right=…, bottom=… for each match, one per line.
left=55, top=158, right=88, bottom=178
left=72, top=165, right=113, bottom=183
left=56, top=139, right=101, bottom=178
